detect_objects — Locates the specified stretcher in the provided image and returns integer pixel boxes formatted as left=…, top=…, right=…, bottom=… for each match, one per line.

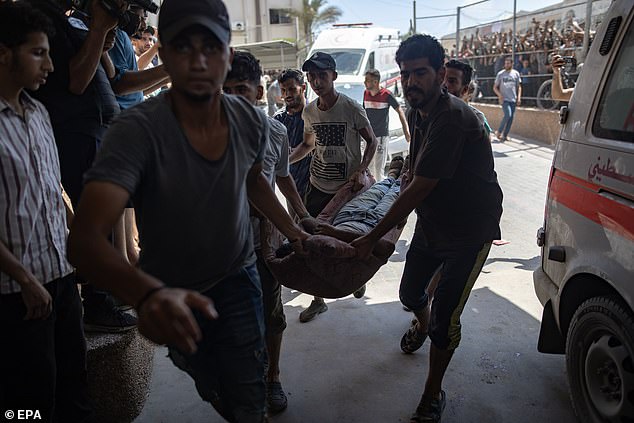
left=261, top=172, right=408, bottom=298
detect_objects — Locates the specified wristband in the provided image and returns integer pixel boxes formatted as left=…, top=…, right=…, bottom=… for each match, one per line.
left=136, top=286, right=166, bottom=311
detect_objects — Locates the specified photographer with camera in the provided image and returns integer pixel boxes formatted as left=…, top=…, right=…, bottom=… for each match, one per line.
left=551, top=54, right=574, bottom=102
left=27, top=0, right=138, bottom=333
left=108, top=2, right=169, bottom=110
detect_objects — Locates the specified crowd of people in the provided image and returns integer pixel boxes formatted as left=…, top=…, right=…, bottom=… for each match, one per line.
left=0, top=0, right=504, bottom=422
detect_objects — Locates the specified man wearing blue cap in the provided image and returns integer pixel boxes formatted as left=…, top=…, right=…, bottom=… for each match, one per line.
left=67, top=0, right=309, bottom=421
left=289, top=51, right=378, bottom=322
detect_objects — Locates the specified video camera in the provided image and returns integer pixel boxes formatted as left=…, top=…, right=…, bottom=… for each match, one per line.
left=72, top=0, right=159, bottom=26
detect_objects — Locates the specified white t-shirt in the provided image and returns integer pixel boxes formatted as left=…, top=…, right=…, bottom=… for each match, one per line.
left=302, top=93, right=371, bottom=194
left=252, top=116, right=290, bottom=249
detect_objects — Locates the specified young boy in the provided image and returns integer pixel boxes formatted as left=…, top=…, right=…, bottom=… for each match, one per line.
left=0, top=3, right=91, bottom=421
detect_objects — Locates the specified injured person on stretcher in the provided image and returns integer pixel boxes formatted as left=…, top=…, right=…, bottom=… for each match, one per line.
left=262, top=157, right=408, bottom=298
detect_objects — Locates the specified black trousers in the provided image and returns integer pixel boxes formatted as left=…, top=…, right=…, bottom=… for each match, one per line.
left=0, top=274, right=91, bottom=423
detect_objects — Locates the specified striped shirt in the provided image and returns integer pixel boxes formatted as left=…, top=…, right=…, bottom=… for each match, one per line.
left=0, top=92, right=72, bottom=294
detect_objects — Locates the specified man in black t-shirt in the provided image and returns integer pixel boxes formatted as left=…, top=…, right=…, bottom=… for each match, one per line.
left=352, top=34, right=503, bottom=423
left=28, top=0, right=137, bottom=333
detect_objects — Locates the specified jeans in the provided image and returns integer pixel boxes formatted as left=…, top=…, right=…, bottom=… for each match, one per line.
left=333, top=177, right=400, bottom=233
left=0, top=274, right=91, bottom=423
left=399, top=232, right=492, bottom=350
left=497, top=100, right=516, bottom=138
left=168, top=264, right=266, bottom=423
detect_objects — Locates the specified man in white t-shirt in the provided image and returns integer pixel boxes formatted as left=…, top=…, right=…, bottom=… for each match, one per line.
left=289, top=51, right=378, bottom=322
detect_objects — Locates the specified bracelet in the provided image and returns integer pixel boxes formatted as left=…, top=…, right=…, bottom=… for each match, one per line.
left=136, top=286, right=166, bottom=311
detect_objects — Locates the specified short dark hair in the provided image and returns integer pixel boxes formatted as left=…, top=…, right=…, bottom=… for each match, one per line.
left=395, top=34, right=444, bottom=71
left=278, top=68, right=304, bottom=85
left=0, top=2, right=55, bottom=50
left=143, top=26, right=155, bottom=36
left=365, top=69, right=380, bottom=81
left=445, top=59, right=473, bottom=87
left=226, top=51, right=262, bottom=84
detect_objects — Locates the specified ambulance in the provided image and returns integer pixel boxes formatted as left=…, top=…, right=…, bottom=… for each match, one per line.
left=305, top=24, right=409, bottom=164
left=533, top=1, right=634, bottom=421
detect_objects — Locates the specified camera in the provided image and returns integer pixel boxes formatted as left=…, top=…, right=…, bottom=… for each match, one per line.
left=562, top=56, right=577, bottom=67
left=71, top=0, right=159, bottom=23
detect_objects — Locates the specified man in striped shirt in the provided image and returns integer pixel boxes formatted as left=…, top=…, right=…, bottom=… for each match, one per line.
left=0, top=3, right=90, bottom=421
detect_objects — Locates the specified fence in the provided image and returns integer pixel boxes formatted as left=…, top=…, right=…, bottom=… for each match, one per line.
left=416, top=0, right=611, bottom=108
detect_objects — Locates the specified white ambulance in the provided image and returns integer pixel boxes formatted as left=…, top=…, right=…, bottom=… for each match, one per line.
left=305, top=24, right=409, bottom=163
left=533, top=1, right=634, bottom=422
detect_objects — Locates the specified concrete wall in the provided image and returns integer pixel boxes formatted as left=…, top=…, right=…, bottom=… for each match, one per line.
left=474, top=103, right=562, bottom=145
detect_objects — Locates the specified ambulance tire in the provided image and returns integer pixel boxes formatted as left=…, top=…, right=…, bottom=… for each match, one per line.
left=566, top=296, right=634, bottom=423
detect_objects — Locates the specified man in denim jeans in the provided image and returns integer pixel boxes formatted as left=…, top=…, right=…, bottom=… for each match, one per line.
left=67, top=0, right=308, bottom=421
left=493, top=56, right=522, bottom=142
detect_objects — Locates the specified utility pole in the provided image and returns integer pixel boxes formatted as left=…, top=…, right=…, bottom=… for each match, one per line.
left=413, top=1, right=417, bottom=34
left=455, top=6, right=460, bottom=58
left=511, top=0, right=517, bottom=63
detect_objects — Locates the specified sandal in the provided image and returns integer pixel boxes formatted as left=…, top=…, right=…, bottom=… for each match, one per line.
left=400, top=319, right=428, bottom=354
left=410, top=390, right=446, bottom=422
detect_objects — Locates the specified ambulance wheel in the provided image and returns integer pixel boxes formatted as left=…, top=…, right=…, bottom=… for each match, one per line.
left=566, top=296, right=634, bottom=422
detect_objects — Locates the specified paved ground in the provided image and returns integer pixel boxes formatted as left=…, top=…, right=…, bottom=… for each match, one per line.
left=135, top=136, right=577, bottom=423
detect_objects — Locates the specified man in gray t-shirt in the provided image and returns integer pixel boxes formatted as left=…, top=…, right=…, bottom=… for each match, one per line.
left=67, top=1, right=308, bottom=420
left=493, top=56, right=522, bottom=142
left=288, top=51, right=378, bottom=322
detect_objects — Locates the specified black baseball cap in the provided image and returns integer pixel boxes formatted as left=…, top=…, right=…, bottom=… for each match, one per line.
left=158, top=0, right=231, bottom=45
left=302, top=52, right=336, bottom=72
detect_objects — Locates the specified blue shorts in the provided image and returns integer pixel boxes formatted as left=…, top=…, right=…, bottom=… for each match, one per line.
left=399, top=232, right=492, bottom=350
left=168, top=264, right=266, bottom=422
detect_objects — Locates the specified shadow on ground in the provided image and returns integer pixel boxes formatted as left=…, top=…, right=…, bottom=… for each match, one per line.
left=135, top=286, right=575, bottom=423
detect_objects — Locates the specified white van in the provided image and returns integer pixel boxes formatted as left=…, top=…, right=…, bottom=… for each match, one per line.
left=533, top=1, right=634, bottom=422
left=305, top=24, right=409, bottom=163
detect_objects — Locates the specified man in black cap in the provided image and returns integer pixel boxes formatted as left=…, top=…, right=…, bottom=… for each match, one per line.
left=67, top=0, right=309, bottom=421
left=289, top=51, right=378, bottom=322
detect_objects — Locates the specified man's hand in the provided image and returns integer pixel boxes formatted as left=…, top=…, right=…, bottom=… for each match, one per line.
left=137, top=287, right=218, bottom=354
left=103, top=29, right=117, bottom=52
left=517, top=98, right=521, bottom=106
left=498, top=95, right=504, bottom=105
left=91, top=0, right=121, bottom=32
left=289, top=230, right=310, bottom=256
left=350, top=234, right=377, bottom=260
left=551, top=54, right=565, bottom=71
left=348, top=170, right=365, bottom=192
left=20, top=275, right=53, bottom=320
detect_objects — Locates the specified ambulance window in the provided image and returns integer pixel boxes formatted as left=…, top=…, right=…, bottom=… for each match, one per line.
left=592, top=19, right=634, bottom=142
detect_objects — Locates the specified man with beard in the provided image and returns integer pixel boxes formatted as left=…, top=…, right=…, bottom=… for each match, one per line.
left=275, top=69, right=312, bottom=203
left=351, top=34, right=503, bottom=423
left=67, top=0, right=308, bottom=420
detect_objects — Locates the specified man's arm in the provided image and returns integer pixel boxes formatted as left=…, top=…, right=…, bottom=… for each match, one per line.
left=101, top=52, right=116, bottom=79
left=517, top=80, right=522, bottom=106
left=358, top=126, right=377, bottom=172
left=68, top=2, right=119, bottom=94
left=551, top=55, right=573, bottom=102
left=351, top=175, right=438, bottom=259
left=493, top=79, right=503, bottom=104
left=276, top=175, right=310, bottom=219
left=143, top=80, right=169, bottom=96
left=0, top=241, right=52, bottom=320
left=111, top=65, right=170, bottom=96
left=136, top=42, right=160, bottom=70
left=289, top=132, right=316, bottom=164
left=247, top=164, right=308, bottom=244
left=395, top=106, right=411, bottom=142
left=67, top=182, right=216, bottom=354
